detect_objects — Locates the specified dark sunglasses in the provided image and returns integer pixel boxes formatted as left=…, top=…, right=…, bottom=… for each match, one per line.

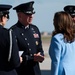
left=71, top=15, right=75, bottom=18
left=4, top=14, right=9, bottom=19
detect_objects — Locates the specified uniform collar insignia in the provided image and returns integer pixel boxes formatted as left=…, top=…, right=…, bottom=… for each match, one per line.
left=25, top=25, right=29, bottom=29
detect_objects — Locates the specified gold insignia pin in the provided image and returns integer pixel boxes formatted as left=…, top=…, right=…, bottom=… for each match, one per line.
left=36, top=41, right=38, bottom=45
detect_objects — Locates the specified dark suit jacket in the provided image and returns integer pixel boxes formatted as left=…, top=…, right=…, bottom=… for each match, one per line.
left=10, top=21, right=44, bottom=75
left=0, top=25, right=20, bottom=75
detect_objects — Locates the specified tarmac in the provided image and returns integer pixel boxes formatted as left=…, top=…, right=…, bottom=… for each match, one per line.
left=39, top=42, right=51, bottom=75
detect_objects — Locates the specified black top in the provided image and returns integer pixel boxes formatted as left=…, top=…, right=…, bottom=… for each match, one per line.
left=0, top=25, right=20, bottom=75
left=10, top=21, right=44, bottom=75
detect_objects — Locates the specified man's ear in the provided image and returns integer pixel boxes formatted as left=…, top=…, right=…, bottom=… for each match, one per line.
left=18, top=12, right=22, bottom=18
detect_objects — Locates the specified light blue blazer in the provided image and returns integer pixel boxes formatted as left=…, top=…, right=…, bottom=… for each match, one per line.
left=49, top=33, right=75, bottom=75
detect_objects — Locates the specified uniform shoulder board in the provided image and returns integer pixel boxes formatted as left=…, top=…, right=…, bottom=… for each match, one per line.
left=10, top=25, right=17, bottom=30
left=30, top=24, right=37, bottom=28
left=3, top=27, right=8, bottom=30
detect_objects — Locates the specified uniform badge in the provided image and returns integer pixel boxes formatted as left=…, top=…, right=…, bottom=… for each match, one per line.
left=36, top=41, right=38, bottom=45
left=33, top=33, right=39, bottom=38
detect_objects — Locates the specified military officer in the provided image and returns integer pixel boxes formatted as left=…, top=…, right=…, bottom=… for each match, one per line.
left=0, top=4, right=20, bottom=75
left=10, top=1, right=44, bottom=75
left=64, top=5, right=75, bottom=32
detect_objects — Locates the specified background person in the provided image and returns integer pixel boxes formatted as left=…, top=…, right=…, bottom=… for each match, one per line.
left=10, top=1, right=44, bottom=75
left=64, top=5, right=75, bottom=32
left=0, top=4, right=20, bottom=75
left=49, top=11, right=75, bottom=75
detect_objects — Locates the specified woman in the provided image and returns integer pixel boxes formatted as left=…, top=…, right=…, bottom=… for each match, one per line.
left=0, top=4, right=20, bottom=75
left=49, top=11, right=75, bottom=75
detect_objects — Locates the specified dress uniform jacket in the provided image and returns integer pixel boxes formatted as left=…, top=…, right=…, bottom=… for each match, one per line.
left=10, top=21, right=44, bottom=75
left=0, top=25, right=20, bottom=75
left=49, top=33, right=75, bottom=75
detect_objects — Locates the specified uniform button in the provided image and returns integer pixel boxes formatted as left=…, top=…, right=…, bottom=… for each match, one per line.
left=26, top=55, right=28, bottom=60
left=28, top=43, right=29, bottom=45
left=29, top=49, right=31, bottom=51
left=25, top=38, right=27, bottom=40
left=16, top=39, right=17, bottom=42
left=22, top=33, right=24, bottom=36
left=31, top=28, right=34, bottom=30
left=22, top=26, right=24, bottom=28
left=15, top=36, right=16, bottom=38
left=30, top=54, right=32, bottom=56
left=33, top=31, right=35, bottom=33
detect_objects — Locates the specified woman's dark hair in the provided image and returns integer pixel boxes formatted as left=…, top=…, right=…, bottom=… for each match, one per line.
left=53, top=11, right=75, bottom=43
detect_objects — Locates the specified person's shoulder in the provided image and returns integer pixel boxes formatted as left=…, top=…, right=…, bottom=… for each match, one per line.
left=30, top=24, right=39, bottom=31
left=30, top=24, right=38, bottom=28
left=10, top=24, right=17, bottom=30
left=2, top=27, right=8, bottom=33
left=3, top=27, right=8, bottom=30
left=52, top=33, right=64, bottom=42
left=1, top=28, right=9, bottom=36
left=54, top=33, right=63, bottom=38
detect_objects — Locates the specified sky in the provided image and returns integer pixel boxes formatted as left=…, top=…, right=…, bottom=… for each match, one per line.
left=0, top=0, right=75, bottom=33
